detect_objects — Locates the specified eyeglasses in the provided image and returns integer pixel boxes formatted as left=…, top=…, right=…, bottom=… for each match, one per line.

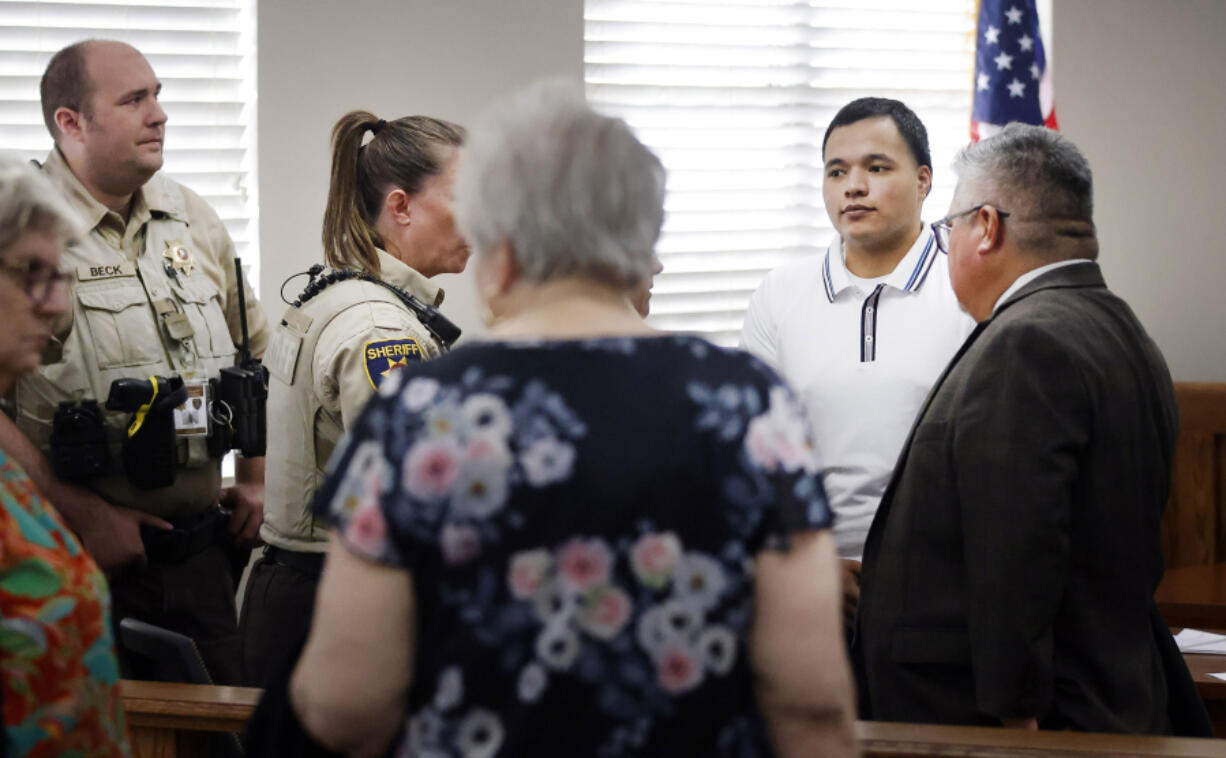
left=931, top=204, right=1011, bottom=254
left=0, top=260, right=71, bottom=304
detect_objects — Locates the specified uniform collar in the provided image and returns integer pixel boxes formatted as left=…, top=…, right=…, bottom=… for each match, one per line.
left=376, top=249, right=444, bottom=306
left=42, top=147, right=183, bottom=233
left=821, top=225, right=938, bottom=303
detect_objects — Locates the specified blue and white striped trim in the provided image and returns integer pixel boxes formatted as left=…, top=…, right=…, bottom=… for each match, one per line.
left=821, top=251, right=837, bottom=303
left=902, top=233, right=938, bottom=292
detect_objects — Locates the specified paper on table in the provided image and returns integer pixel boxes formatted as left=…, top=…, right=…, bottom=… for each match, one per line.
left=1211, top=673, right=1226, bottom=682
left=1173, top=628, right=1226, bottom=654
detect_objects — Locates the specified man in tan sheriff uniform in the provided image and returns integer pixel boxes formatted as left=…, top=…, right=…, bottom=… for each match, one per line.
left=241, top=247, right=450, bottom=687
left=0, top=39, right=269, bottom=685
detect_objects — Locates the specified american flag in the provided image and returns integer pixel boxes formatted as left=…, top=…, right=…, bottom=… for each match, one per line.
left=971, top=0, right=1057, bottom=142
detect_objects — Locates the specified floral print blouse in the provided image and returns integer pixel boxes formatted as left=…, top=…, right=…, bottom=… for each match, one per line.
left=317, top=335, right=833, bottom=758
left=0, top=451, right=132, bottom=758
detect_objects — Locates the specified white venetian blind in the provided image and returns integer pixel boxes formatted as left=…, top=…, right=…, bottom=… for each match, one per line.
left=586, top=0, right=975, bottom=345
left=0, top=0, right=260, bottom=283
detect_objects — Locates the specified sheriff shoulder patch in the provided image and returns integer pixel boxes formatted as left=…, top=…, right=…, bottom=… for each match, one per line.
left=363, top=338, right=425, bottom=389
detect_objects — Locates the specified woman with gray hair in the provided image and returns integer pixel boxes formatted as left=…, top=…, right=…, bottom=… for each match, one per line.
left=290, top=82, right=855, bottom=758
left=0, top=154, right=133, bottom=757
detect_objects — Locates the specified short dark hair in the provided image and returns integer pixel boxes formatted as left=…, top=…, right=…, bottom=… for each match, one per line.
left=822, top=97, right=932, bottom=170
left=40, top=41, right=96, bottom=139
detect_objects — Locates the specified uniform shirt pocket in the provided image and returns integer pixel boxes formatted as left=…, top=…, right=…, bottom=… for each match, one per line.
left=76, top=283, right=162, bottom=369
left=170, top=276, right=236, bottom=358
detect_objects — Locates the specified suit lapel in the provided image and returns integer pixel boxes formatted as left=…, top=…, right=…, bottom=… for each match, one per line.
left=861, top=261, right=1106, bottom=563
left=861, top=318, right=989, bottom=558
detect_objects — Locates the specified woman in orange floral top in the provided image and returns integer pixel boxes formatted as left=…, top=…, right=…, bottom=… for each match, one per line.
left=0, top=154, right=132, bottom=757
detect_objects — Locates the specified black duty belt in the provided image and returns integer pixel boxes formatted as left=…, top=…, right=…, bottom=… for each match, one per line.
left=264, top=545, right=326, bottom=577
left=140, top=507, right=226, bottom=565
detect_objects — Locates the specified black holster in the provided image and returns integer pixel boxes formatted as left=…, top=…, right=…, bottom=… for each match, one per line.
left=107, top=376, right=188, bottom=490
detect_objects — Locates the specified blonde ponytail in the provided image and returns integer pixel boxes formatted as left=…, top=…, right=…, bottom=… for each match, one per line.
left=322, top=110, right=384, bottom=274
left=320, top=109, right=466, bottom=277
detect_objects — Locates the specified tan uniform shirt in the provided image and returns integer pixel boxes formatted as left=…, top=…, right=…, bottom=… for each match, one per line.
left=261, top=250, right=445, bottom=552
left=11, top=149, right=269, bottom=519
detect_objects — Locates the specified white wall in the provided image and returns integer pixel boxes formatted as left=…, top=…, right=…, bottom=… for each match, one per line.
left=1054, top=0, right=1226, bottom=381
left=256, top=0, right=583, bottom=340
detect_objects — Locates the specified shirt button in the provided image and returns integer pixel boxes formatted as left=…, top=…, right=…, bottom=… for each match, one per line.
left=865, top=336, right=874, bottom=343
left=866, top=307, right=874, bottom=315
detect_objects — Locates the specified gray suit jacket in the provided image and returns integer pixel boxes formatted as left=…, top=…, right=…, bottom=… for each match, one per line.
left=854, top=262, right=1194, bottom=733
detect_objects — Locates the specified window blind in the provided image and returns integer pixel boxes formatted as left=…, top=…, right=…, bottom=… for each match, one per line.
left=0, top=0, right=260, bottom=283
left=586, top=0, right=975, bottom=345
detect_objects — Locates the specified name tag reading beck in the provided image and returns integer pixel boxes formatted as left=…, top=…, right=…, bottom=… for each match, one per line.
left=77, top=261, right=137, bottom=281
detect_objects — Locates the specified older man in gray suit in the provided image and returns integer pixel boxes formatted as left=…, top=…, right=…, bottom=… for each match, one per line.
left=853, top=124, right=1210, bottom=735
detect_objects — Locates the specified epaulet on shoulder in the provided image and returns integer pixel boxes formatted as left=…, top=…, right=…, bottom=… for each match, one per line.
left=145, top=171, right=189, bottom=219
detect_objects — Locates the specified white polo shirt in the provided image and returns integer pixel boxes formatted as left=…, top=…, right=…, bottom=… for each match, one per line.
left=740, top=227, right=976, bottom=559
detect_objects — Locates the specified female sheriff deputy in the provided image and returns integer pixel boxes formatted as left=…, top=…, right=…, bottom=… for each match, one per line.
left=240, top=111, right=467, bottom=687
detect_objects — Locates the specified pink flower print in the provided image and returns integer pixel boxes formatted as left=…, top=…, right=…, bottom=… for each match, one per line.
left=466, top=436, right=512, bottom=468
left=556, top=538, right=612, bottom=594
left=440, top=522, right=481, bottom=566
left=403, top=437, right=464, bottom=501
left=630, top=532, right=682, bottom=589
left=656, top=643, right=703, bottom=694
left=578, top=585, right=632, bottom=640
left=744, top=416, right=777, bottom=470
left=508, top=549, right=552, bottom=600
left=744, top=387, right=817, bottom=474
left=345, top=503, right=388, bottom=558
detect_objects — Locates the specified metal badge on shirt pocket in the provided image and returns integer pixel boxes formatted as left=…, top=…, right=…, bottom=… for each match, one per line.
left=363, top=337, right=424, bottom=389
left=162, top=240, right=196, bottom=277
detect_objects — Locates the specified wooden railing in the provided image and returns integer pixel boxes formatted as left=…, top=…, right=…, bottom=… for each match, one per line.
left=121, top=680, right=1226, bottom=758
left=858, top=721, right=1224, bottom=757
left=121, top=680, right=259, bottom=758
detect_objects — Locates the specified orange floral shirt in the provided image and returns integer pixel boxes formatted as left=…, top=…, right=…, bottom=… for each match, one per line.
left=0, top=452, right=132, bottom=758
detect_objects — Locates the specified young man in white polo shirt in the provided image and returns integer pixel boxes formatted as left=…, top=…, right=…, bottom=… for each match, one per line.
left=740, top=97, right=975, bottom=626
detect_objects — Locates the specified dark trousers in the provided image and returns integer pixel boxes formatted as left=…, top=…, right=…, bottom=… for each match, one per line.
left=240, top=547, right=323, bottom=688
left=111, top=540, right=243, bottom=686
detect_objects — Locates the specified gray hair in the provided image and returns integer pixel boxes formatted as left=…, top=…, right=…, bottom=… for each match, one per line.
left=954, top=124, right=1096, bottom=255
left=0, top=152, right=80, bottom=254
left=454, top=79, right=665, bottom=289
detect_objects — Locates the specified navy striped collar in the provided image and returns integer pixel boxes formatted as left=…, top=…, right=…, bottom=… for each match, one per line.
left=821, top=226, right=939, bottom=303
